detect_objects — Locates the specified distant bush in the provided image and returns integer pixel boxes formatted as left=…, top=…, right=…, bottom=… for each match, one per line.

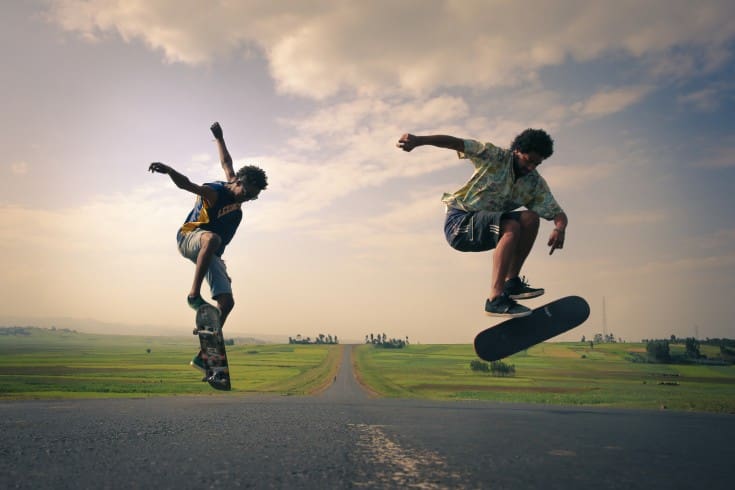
left=646, top=340, right=671, bottom=363
left=470, top=359, right=516, bottom=375
left=685, top=337, right=702, bottom=359
left=721, top=345, right=735, bottom=362
left=470, top=360, right=489, bottom=372
left=490, top=360, right=516, bottom=377
left=0, top=327, right=32, bottom=336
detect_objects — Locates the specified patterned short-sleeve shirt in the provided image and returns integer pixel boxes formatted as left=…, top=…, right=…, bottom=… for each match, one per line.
left=441, top=139, right=564, bottom=220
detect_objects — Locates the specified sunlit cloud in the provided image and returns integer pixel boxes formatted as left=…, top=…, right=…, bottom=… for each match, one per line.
left=543, top=163, right=616, bottom=191
left=0, top=185, right=190, bottom=321
left=252, top=95, right=473, bottom=230
left=572, top=86, right=653, bottom=119
left=45, top=0, right=735, bottom=99
left=678, top=88, right=720, bottom=112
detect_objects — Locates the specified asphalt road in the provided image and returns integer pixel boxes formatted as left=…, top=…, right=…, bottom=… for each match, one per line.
left=1, top=345, right=733, bottom=489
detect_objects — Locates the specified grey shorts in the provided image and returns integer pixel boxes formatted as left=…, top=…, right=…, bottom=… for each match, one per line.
left=177, top=229, right=232, bottom=299
left=444, top=208, right=521, bottom=252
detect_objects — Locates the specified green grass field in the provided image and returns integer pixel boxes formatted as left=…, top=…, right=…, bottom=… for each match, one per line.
left=0, top=328, right=340, bottom=399
left=352, top=343, right=735, bottom=413
left=3, top=328, right=734, bottom=413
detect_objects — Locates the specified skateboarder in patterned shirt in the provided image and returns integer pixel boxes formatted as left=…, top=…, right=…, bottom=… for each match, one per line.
left=148, top=122, right=267, bottom=328
left=397, top=129, right=567, bottom=318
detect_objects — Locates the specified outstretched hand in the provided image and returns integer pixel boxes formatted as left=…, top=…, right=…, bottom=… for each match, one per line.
left=396, top=133, right=419, bottom=152
left=148, top=162, right=171, bottom=174
left=210, top=122, right=223, bottom=140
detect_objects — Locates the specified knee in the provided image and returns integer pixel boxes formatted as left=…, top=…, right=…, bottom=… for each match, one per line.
left=500, top=219, right=521, bottom=240
left=519, top=211, right=540, bottom=230
left=200, top=232, right=222, bottom=250
left=217, top=294, right=234, bottom=315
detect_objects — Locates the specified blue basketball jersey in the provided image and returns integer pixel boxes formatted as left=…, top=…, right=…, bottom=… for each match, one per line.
left=177, top=181, right=242, bottom=256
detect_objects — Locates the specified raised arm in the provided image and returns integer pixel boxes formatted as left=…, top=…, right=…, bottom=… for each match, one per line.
left=148, top=162, right=218, bottom=206
left=210, top=122, right=237, bottom=182
left=397, top=133, right=465, bottom=153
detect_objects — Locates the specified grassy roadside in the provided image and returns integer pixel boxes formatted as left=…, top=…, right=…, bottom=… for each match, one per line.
left=0, top=328, right=340, bottom=399
left=4, top=328, right=733, bottom=413
left=352, top=343, right=735, bottom=413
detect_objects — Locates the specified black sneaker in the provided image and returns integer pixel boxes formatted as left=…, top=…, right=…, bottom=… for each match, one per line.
left=504, top=276, right=544, bottom=300
left=485, top=293, right=532, bottom=318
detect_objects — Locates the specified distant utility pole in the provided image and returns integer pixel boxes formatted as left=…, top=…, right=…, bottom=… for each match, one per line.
left=602, top=296, right=608, bottom=337
left=695, top=324, right=700, bottom=340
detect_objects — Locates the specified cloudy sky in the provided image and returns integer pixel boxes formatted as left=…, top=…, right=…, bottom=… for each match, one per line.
left=1, top=0, right=734, bottom=343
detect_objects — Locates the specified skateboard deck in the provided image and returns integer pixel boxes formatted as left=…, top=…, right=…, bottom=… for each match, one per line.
left=193, top=304, right=231, bottom=391
left=474, top=296, right=590, bottom=362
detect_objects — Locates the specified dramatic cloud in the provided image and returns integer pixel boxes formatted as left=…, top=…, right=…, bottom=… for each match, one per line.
left=45, top=0, right=735, bottom=99
left=572, top=86, right=653, bottom=119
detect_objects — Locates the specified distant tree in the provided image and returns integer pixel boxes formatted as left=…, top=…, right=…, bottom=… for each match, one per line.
left=685, top=337, right=701, bottom=359
left=646, top=340, right=671, bottom=363
left=581, top=335, right=586, bottom=343
left=146, top=348, right=151, bottom=354
left=720, top=344, right=735, bottom=362
left=490, top=361, right=516, bottom=377
left=593, top=333, right=603, bottom=344
left=470, top=360, right=490, bottom=372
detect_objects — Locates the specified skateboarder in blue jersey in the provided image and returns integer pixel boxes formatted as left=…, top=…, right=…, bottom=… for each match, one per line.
left=148, top=122, right=267, bottom=328
left=397, top=129, right=567, bottom=318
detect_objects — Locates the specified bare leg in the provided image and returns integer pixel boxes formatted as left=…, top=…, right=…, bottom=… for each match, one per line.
left=490, top=219, right=520, bottom=300
left=506, top=211, right=540, bottom=281
left=189, top=232, right=222, bottom=299
left=214, top=293, right=234, bottom=327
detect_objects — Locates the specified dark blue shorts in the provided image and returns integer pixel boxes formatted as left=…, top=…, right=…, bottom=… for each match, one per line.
left=444, top=208, right=521, bottom=252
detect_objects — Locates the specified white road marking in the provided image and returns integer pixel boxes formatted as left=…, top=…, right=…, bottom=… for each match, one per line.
left=350, top=423, right=466, bottom=489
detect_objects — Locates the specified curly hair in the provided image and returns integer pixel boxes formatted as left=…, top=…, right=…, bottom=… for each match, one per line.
left=236, top=165, right=268, bottom=190
left=510, top=129, right=554, bottom=159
